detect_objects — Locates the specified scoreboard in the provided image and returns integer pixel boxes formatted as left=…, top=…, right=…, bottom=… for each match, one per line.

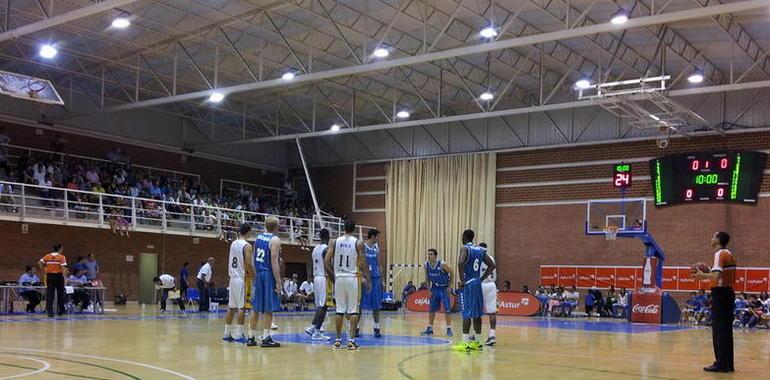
left=649, top=151, right=766, bottom=207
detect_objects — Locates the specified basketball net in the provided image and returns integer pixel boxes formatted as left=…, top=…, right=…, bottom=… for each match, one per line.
left=604, top=225, right=619, bottom=241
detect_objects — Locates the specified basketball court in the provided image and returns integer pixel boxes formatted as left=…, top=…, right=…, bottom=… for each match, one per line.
left=3, top=0, right=770, bottom=379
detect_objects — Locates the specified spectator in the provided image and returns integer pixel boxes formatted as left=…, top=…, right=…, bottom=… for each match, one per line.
left=613, top=287, right=629, bottom=318
left=67, top=269, right=90, bottom=311
left=50, top=134, right=67, bottom=153
left=547, top=286, right=564, bottom=316
left=109, top=209, right=130, bottom=236
left=733, top=293, right=749, bottom=325
left=587, top=287, right=604, bottom=316
left=179, top=262, right=189, bottom=298
left=84, top=254, right=99, bottom=282
left=72, top=256, right=87, bottom=274
left=739, top=294, right=765, bottom=328
left=39, top=244, right=67, bottom=317
left=402, top=281, right=416, bottom=302
left=18, top=265, right=41, bottom=313
left=562, top=286, right=580, bottom=317
left=602, top=285, right=617, bottom=316
left=299, top=276, right=314, bottom=307
left=154, top=274, right=185, bottom=312
left=196, top=257, right=214, bottom=312
left=418, top=282, right=428, bottom=291
left=282, top=275, right=299, bottom=311
left=535, top=286, right=549, bottom=312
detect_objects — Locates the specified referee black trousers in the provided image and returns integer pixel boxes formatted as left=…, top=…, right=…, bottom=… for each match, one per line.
left=45, top=273, right=65, bottom=316
left=710, top=287, right=735, bottom=370
left=197, top=279, right=209, bottom=312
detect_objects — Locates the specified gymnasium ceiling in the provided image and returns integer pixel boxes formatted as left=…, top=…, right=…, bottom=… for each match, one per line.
left=1, top=0, right=770, bottom=167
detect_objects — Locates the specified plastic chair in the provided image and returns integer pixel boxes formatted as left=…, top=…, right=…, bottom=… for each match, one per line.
left=185, top=288, right=199, bottom=308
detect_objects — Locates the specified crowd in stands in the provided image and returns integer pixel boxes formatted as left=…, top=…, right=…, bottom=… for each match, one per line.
left=683, top=290, right=770, bottom=328
left=534, top=285, right=629, bottom=318
left=0, top=140, right=318, bottom=237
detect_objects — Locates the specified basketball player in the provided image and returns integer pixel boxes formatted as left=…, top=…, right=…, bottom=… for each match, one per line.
left=478, top=242, right=497, bottom=346
left=222, top=223, right=253, bottom=344
left=453, top=229, right=495, bottom=351
left=420, top=248, right=453, bottom=337
left=305, top=228, right=332, bottom=340
left=693, top=231, right=736, bottom=373
left=324, top=219, right=371, bottom=350
left=246, top=217, right=282, bottom=348
left=360, top=228, right=384, bottom=338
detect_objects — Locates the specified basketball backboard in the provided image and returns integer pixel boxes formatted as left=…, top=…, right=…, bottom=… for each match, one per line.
left=586, top=198, right=647, bottom=237
left=0, top=70, right=64, bottom=105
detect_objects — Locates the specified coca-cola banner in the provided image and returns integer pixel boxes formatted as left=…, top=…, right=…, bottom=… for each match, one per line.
left=541, top=265, right=770, bottom=292
left=631, top=292, right=662, bottom=323
left=405, top=289, right=457, bottom=312
left=497, top=292, right=542, bottom=316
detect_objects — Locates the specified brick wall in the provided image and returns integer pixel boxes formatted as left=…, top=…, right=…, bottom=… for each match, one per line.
left=0, top=221, right=310, bottom=301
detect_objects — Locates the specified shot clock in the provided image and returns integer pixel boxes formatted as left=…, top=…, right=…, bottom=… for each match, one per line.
left=613, top=163, right=632, bottom=188
left=649, top=151, right=766, bottom=206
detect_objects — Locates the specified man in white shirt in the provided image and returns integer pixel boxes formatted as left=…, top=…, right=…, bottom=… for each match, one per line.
left=196, top=257, right=214, bottom=312
left=299, top=277, right=313, bottom=311
left=154, top=274, right=185, bottom=312
left=562, top=285, right=580, bottom=317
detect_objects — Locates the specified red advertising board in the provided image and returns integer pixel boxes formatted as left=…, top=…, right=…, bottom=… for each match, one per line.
left=745, top=269, right=770, bottom=293
left=497, top=292, right=542, bottom=316
left=405, top=290, right=456, bottom=312
left=540, top=267, right=558, bottom=286
left=595, top=268, right=615, bottom=288
left=577, top=267, right=596, bottom=288
left=558, top=267, right=577, bottom=287
left=630, top=291, right=662, bottom=323
left=615, top=268, right=636, bottom=289
left=541, top=265, right=770, bottom=292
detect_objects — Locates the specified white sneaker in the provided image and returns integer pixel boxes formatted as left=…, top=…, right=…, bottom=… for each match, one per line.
left=271, top=322, right=278, bottom=330
left=311, top=331, right=330, bottom=341
left=305, top=326, right=315, bottom=336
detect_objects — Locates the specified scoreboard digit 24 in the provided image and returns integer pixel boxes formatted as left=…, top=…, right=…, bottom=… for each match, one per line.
left=649, top=151, right=766, bottom=207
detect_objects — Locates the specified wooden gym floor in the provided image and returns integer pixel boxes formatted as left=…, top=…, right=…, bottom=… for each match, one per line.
left=0, top=306, right=768, bottom=379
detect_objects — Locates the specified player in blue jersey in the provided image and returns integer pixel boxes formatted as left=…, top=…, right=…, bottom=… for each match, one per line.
left=453, top=229, right=495, bottom=351
left=246, top=216, right=282, bottom=348
left=360, top=228, right=384, bottom=338
left=420, top=248, right=454, bottom=337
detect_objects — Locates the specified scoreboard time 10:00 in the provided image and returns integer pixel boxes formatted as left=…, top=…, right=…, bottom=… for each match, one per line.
left=649, top=151, right=766, bottom=207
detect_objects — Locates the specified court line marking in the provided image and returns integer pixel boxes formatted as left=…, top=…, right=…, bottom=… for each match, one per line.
left=0, top=360, right=111, bottom=380
left=0, top=348, right=196, bottom=380
left=0, top=355, right=50, bottom=380
left=396, top=349, right=451, bottom=379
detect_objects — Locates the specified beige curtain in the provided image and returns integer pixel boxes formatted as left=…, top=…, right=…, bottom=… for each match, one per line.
left=386, top=153, right=496, bottom=295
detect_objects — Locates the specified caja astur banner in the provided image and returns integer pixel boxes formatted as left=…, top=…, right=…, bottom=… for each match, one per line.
left=540, top=265, right=770, bottom=292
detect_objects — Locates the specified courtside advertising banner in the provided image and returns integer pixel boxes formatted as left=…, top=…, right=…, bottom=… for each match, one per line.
left=405, top=290, right=456, bottom=312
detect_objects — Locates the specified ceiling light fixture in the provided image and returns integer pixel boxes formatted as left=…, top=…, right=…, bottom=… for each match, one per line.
left=479, top=26, right=498, bottom=39
left=479, top=92, right=494, bottom=101
left=282, top=71, right=296, bottom=81
left=111, top=17, right=131, bottom=28
left=372, top=47, right=389, bottom=58
left=575, top=79, right=591, bottom=89
left=687, top=72, right=704, bottom=84
left=208, top=92, right=225, bottom=103
left=39, top=44, right=58, bottom=59
left=396, top=110, right=410, bottom=119
left=330, top=124, right=341, bottom=132
left=610, top=12, right=629, bottom=25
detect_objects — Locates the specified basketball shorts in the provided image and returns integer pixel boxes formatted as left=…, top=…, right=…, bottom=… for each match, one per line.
left=313, top=275, right=333, bottom=308
left=461, top=279, right=484, bottom=319
left=482, top=281, right=498, bottom=314
left=228, top=277, right=245, bottom=309
left=252, top=271, right=280, bottom=313
left=430, top=286, right=451, bottom=313
left=360, top=276, right=383, bottom=310
left=334, top=276, right=360, bottom=315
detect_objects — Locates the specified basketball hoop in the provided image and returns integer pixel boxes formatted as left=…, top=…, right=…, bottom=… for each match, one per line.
left=26, top=80, right=47, bottom=99
left=604, top=226, right=619, bottom=241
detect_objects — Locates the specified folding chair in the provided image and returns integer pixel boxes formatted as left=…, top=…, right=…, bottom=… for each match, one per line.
left=185, top=288, right=199, bottom=309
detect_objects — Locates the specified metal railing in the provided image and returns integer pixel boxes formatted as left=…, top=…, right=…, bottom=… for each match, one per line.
left=0, top=181, right=373, bottom=242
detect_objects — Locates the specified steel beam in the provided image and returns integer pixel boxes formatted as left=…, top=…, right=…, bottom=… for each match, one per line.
left=91, top=0, right=770, bottom=113
left=0, top=0, right=140, bottom=42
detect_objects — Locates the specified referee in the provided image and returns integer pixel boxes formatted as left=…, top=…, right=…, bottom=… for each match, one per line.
left=38, top=244, right=68, bottom=317
left=693, top=231, right=736, bottom=373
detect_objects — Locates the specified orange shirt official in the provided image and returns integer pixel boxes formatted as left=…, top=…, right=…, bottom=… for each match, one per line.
left=40, top=252, right=68, bottom=274
left=710, top=249, right=736, bottom=289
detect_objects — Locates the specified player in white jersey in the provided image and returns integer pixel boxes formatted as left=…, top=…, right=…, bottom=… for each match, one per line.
left=478, top=242, right=497, bottom=346
left=305, top=228, right=332, bottom=340
left=222, top=223, right=254, bottom=344
left=325, top=219, right=371, bottom=350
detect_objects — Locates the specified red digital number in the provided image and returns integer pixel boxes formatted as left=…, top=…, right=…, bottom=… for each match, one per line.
left=705, top=160, right=710, bottom=169
left=685, top=189, right=694, bottom=199
left=720, top=158, right=729, bottom=169
left=691, top=160, right=699, bottom=171
left=614, top=173, right=631, bottom=188
left=716, top=188, right=725, bottom=198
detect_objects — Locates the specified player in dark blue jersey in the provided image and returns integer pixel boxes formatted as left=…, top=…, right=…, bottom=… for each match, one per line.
left=453, top=229, right=495, bottom=351
left=246, top=216, right=282, bottom=348
left=360, top=228, right=384, bottom=338
left=420, top=248, right=454, bottom=337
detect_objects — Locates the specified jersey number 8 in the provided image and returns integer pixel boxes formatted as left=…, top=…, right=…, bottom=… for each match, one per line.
left=255, top=248, right=266, bottom=263
left=231, top=257, right=238, bottom=268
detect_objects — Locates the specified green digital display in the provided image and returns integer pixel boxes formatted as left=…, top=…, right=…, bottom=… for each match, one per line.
left=649, top=151, right=766, bottom=207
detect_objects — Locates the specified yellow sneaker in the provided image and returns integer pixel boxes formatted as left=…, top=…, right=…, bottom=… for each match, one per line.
left=468, top=340, right=484, bottom=351
left=452, top=342, right=472, bottom=352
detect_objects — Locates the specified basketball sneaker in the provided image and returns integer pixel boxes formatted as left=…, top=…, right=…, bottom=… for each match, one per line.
left=311, top=331, right=331, bottom=341
left=484, top=336, right=496, bottom=346
left=446, top=328, right=453, bottom=337
left=305, top=326, right=315, bottom=337
left=347, top=340, right=360, bottom=350
left=451, top=342, right=472, bottom=352
left=333, top=339, right=343, bottom=350
left=260, top=336, right=280, bottom=348
left=246, top=337, right=258, bottom=347
left=233, top=335, right=248, bottom=344
left=221, top=335, right=234, bottom=343
left=374, top=328, right=382, bottom=338
left=468, top=340, right=484, bottom=350
left=420, top=326, right=434, bottom=336
left=271, top=322, right=278, bottom=330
